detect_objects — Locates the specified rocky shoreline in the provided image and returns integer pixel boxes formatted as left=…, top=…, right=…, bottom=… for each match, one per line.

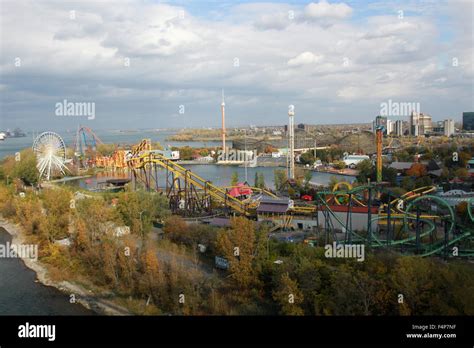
left=0, top=216, right=131, bottom=316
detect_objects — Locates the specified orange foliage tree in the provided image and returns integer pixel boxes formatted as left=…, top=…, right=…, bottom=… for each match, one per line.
left=406, top=163, right=427, bottom=177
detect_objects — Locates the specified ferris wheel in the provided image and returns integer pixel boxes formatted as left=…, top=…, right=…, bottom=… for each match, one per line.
left=32, top=131, right=68, bottom=181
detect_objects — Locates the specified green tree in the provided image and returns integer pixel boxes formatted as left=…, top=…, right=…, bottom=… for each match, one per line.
left=299, top=151, right=315, bottom=166
left=274, top=169, right=287, bottom=191
left=231, top=171, right=239, bottom=186
left=303, top=170, right=312, bottom=190
left=178, top=146, right=195, bottom=160
left=257, top=173, right=266, bottom=189
left=9, top=149, right=39, bottom=185
left=96, top=144, right=116, bottom=156
left=333, top=160, right=346, bottom=170
left=401, top=176, right=415, bottom=191
left=356, top=159, right=373, bottom=183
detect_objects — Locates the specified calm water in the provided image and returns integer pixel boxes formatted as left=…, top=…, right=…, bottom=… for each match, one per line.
left=66, top=165, right=354, bottom=191
left=0, top=228, right=93, bottom=315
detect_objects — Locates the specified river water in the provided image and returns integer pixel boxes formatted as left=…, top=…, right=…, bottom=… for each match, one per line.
left=0, top=228, right=93, bottom=315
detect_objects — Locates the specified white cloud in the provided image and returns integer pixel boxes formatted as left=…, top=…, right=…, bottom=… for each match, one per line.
left=304, top=1, right=352, bottom=20
left=287, top=52, right=323, bottom=67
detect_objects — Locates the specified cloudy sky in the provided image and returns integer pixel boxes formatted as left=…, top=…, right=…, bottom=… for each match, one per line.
left=0, top=0, right=473, bottom=131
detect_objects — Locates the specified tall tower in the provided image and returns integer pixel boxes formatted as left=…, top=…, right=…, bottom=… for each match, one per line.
left=288, top=105, right=295, bottom=180
left=221, top=90, right=226, bottom=160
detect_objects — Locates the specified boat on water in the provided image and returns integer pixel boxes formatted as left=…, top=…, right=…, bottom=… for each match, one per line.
left=0, top=132, right=6, bottom=141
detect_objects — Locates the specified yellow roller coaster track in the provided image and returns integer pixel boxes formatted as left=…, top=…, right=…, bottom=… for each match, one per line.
left=387, top=185, right=438, bottom=219
left=128, top=151, right=250, bottom=215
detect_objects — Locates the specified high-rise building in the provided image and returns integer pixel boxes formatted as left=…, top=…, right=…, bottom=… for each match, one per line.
left=410, top=112, right=432, bottom=135
left=443, top=119, right=455, bottom=137
left=463, top=112, right=474, bottom=131
left=386, top=119, right=394, bottom=135
left=410, top=111, right=419, bottom=136
left=395, top=120, right=403, bottom=136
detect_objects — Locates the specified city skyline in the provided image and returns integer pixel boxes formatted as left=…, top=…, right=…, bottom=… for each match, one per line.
left=1, top=0, right=473, bottom=131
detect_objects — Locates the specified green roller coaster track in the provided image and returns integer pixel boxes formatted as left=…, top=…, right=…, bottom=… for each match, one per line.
left=312, top=186, right=474, bottom=258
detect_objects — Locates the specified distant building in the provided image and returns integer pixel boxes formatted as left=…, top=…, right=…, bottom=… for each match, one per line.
left=443, top=119, right=455, bottom=137
left=429, top=119, right=455, bottom=137
left=394, top=120, right=403, bottom=136
left=410, top=112, right=432, bottom=136
left=463, top=112, right=474, bottom=131
left=297, top=124, right=318, bottom=133
left=386, top=119, right=394, bottom=135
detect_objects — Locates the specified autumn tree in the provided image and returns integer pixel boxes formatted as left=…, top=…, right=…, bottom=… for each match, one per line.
left=116, top=191, right=170, bottom=238
left=216, top=217, right=262, bottom=291
left=2, top=149, right=39, bottom=185
left=406, top=163, right=427, bottom=177
left=14, top=194, right=46, bottom=237
left=272, top=272, right=304, bottom=315
left=454, top=167, right=468, bottom=178
left=163, top=216, right=190, bottom=244
left=41, top=188, right=72, bottom=241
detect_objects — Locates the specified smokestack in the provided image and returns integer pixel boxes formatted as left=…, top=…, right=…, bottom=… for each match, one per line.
left=221, top=89, right=226, bottom=159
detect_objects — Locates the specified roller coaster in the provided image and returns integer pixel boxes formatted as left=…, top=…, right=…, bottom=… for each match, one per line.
left=73, top=126, right=103, bottom=167
left=121, top=139, right=474, bottom=258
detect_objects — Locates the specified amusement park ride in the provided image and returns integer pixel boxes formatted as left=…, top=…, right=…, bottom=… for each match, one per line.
left=32, top=127, right=473, bottom=259
left=117, top=138, right=474, bottom=259
left=73, top=126, right=104, bottom=167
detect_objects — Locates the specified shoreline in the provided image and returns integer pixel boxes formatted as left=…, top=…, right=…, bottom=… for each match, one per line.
left=0, top=216, right=131, bottom=316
